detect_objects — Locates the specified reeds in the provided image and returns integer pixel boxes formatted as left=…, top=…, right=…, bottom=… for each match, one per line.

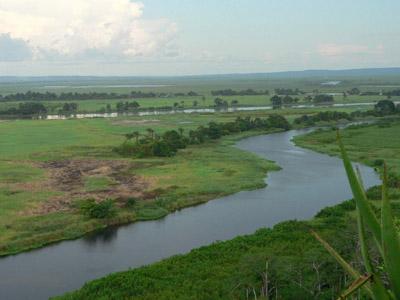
left=312, top=131, right=400, bottom=300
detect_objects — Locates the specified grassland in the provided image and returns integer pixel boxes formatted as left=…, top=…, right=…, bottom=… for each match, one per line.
left=294, top=118, right=400, bottom=175
left=55, top=117, right=400, bottom=300
left=0, top=112, right=283, bottom=256
left=1, top=74, right=398, bottom=114
left=0, top=94, right=393, bottom=115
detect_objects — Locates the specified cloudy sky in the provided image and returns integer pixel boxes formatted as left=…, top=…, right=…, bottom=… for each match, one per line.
left=0, top=0, right=399, bottom=76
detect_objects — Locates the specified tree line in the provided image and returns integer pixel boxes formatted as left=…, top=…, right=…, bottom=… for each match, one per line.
left=294, top=100, right=400, bottom=126
left=114, top=115, right=290, bottom=158
left=0, top=102, right=79, bottom=116
left=271, top=94, right=333, bottom=109
left=211, top=89, right=269, bottom=96
left=0, top=90, right=200, bottom=102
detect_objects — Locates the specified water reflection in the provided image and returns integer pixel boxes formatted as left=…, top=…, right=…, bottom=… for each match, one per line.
left=83, top=227, right=119, bottom=246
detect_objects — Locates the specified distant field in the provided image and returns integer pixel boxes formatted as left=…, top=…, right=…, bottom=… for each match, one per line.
left=0, top=94, right=393, bottom=114
left=1, top=74, right=399, bottom=114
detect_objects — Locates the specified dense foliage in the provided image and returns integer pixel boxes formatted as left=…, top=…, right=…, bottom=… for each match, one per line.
left=115, top=101, right=140, bottom=113
left=294, top=111, right=353, bottom=126
left=270, top=95, right=300, bottom=108
left=55, top=201, right=367, bottom=300
left=80, top=199, right=116, bottom=219
left=294, top=100, right=400, bottom=126
left=115, top=115, right=290, bottom=158
left=0, top=102, right=48, bottom=116
left=0, top=102, right=80, bottom=116
left=0, top=90, right=200, bottom=102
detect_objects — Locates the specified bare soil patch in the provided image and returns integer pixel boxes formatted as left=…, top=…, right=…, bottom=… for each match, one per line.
left=26, top=159, right=153, bottom=215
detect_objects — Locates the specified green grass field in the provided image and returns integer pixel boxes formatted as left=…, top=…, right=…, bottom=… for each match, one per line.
left=0, top=94, right=393, bottom=114
left=294, top=119, right=400, bottom=175
left=1, top=74, right=398, bottom=114
left=0, top=112, right=283, bottom=256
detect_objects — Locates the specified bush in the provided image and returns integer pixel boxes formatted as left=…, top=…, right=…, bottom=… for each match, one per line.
left=125, top=197, right=138, bottom=208
left=80, top=199, right=116, bottom=219
left=372, top=159, right=384, bottom=167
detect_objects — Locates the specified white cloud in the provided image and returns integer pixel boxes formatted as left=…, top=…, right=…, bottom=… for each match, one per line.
left=317, top=43, right=384, bottom=57
left=0, top=0, right=178, bottom=61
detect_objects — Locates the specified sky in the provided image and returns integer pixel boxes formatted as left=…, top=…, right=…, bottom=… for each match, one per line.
left=0, top=0, right=399, bottom=76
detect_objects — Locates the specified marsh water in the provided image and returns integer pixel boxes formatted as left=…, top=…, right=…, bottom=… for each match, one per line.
left=0, top=129, right=380, bottom=299
left=44, top=101, right=380, bottom=120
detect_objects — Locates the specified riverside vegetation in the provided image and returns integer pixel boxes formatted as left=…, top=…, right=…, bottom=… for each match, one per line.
left=0, top=112, right=287, bottom=256
left=55, top=118, right=400, bottom=300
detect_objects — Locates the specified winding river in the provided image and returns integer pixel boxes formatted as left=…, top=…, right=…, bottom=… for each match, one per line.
left=0, top=129, right=380, bottom=299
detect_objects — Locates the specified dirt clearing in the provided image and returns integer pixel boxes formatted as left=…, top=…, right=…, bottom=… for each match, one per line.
left=25, top=159, right=153, bottom=215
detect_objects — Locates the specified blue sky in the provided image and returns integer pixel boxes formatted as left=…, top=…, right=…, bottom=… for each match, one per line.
left=0, top=0, right=399, bottom=75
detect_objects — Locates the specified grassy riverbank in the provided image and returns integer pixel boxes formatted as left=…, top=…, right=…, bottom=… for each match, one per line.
left=0, top=112, right=281, bottom=256
left=293, top=118, right=400, bottom=176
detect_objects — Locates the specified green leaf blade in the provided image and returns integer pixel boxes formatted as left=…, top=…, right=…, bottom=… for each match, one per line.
left=381, top=164, right=400, bottom=298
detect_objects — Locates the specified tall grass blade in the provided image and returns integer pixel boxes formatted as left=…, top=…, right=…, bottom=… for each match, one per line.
left=337, top=274, right=372, bottom=300
left=337, top=131, right=382, bottom=253
left=356, top=205, right=391, bottom=299
left=311, top=231, right=373, bottom=298
left=381, top=163, right=400, bottom=298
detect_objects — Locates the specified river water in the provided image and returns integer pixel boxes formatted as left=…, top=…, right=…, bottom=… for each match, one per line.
left=0, top=129, right=380, bottom=299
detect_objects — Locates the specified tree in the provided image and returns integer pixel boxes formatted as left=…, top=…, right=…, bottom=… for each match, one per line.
left=271, top=95, right=282, bottom=109
left=178, top=128, right=184, bottom=137
left=146, top=128, right=155, bottom=139
left=347, top=87, right=360, bottom=95
left=375, top=100, right=395, bottom=114
left=313, top=94, right=334, bottom=104
left=132, top=131, right=140, bottom=143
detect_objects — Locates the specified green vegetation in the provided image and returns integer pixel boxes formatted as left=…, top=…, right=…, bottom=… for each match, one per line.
left=312, top=134, right=400, bottom=299
left=55, top=186, right=400, bottom=300
left=54, top=116, right=400, bottom=300
left=84, top=176, right=115, bottom=192
left=294, top=100, right=400, bottom=127
left=80, top=199, right=117, bottom=219
left=0, top=112, right=282, bottom=256
left=294, top=119, right=400, bottom=177
left=115, top=115, right=290, bottom=158
left=1, top=75, right=399, bottom=115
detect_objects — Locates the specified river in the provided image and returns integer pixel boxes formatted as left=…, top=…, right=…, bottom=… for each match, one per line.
left=0, top=129, right=381, bottom=299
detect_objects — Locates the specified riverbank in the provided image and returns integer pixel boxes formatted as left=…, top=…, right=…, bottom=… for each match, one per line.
left=53, top=199, right=373, bottom=300
left=293, top=117, right=400, bottom=176
left=0, top=113, right=283, bottom=256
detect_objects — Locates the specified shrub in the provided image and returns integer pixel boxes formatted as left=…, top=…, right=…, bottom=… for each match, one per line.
left=125, top=197, right=138, bottom=208
left=80, top=199, right=116, bottom=219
